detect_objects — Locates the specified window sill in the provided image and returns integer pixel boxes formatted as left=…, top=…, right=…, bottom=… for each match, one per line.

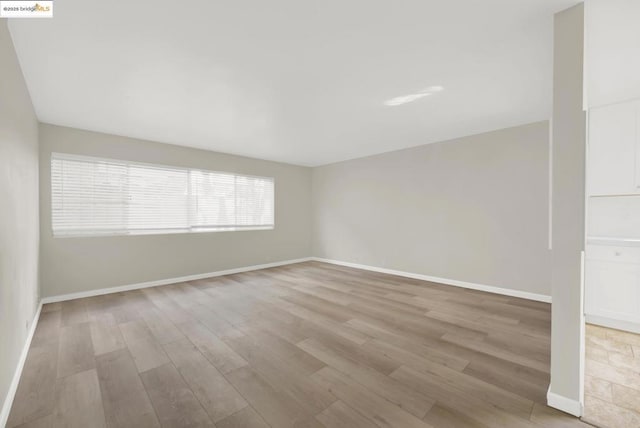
left=52, top=225, right=275, bottom=238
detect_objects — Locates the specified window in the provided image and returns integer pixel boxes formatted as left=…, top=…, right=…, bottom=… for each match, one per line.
left=51, top=153, right=274, bottom=237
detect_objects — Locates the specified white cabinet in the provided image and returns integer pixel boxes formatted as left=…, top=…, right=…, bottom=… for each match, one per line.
left=585, top=243, right=640, bottom=329
left=588, top=100, right=640, bottom=196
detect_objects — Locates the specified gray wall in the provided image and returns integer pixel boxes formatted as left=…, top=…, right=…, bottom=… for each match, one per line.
left=549, top=3, right=586, bottom=411
left=39, top=124, right=312, bottom=297
left=0, top=21, right=40, bottom=422
left=312, top=121, right=551, bottom=297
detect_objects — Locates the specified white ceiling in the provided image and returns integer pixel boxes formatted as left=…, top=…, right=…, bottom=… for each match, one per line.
left=9, top=0, right=579, bottom=166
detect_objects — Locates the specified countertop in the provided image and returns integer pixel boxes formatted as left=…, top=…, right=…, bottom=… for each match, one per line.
left=587, top=236, right=640, bottom=247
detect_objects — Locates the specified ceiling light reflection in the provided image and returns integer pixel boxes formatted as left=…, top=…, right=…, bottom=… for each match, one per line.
left=384, top=85, right=444, bottom=106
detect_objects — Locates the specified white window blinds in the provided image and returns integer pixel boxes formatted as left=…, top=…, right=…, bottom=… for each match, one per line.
left=51, top=153, right=274, bottom=236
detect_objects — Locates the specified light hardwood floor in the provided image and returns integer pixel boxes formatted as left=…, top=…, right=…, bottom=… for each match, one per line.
left=584, top=323, right=640, bottom=427
left=7, top=261, right=591, bottom=428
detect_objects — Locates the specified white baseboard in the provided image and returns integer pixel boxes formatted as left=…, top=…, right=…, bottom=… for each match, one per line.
left=547, top=387, right=583, bottom=417
left=586, top=314, right=640, bottom=334
left=41, top=257, right=313, bottom=304
left=312, top=257, right=552, bottom=303
left=40, top=256, right=551, bottom=305
left=0, top=301, right=43, bottom=428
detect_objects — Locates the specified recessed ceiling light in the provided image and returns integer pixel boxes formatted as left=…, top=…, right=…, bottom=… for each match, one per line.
left=384, top=85, right=444, bottom=106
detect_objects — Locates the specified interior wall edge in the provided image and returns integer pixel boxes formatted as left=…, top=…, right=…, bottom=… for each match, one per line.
left=549, top=1, right=587, bottom=408
left=0, top=18, right=41, bottom=423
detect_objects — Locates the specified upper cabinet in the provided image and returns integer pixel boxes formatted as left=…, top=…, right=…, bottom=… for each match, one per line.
left=588, top=100, right=640, bottom=196
left=586, top=0, right=640, bottom=108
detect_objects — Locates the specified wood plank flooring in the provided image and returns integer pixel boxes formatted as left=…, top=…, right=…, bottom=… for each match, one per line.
left=7, top=261, right=591, bottom=428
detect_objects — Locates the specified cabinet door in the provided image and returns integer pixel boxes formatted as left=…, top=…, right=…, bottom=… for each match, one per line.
left=585, top=258, right=640, bottom=323
left=588, top=100, right=638, bottom=196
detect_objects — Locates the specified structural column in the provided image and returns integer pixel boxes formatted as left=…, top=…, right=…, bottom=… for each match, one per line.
left=548, top=2, right=587, bottom=417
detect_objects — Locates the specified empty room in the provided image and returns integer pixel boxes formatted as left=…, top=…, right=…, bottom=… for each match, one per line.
left=1, top=0, right=640, bottom=427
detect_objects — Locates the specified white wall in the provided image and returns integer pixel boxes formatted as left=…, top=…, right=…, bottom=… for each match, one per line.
left=586, top=0, right=640, bottom=108
left=39, top=124, right=312, bottom=298
left=549, top=3, right=586, bottom=415
left=0, top=20, right=40, bottom=422
left=313, top=121, right=551, bottom=297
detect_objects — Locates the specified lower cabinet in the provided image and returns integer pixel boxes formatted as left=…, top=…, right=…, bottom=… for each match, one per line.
left=585, top=243, right=640, bottom=330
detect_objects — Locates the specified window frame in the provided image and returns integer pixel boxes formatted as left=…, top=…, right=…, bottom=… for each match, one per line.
left=50, top=152, right=275, bottom=238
